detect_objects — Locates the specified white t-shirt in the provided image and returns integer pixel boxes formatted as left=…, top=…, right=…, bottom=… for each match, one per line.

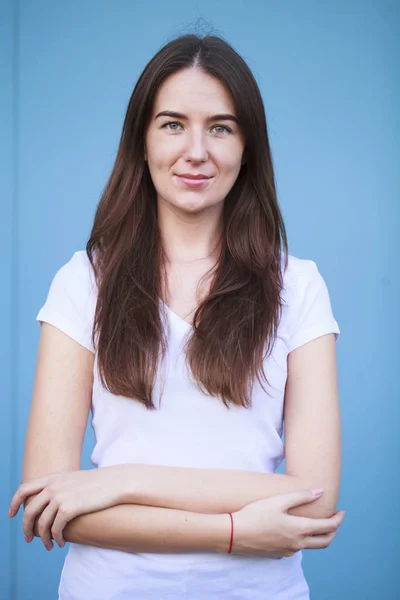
left=36, top=250, right=340, bottom=600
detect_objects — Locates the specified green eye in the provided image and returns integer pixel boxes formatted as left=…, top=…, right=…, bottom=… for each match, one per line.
left=212, top=125, right=231, bottom=134
left=162, top=122, right=182, bottom=130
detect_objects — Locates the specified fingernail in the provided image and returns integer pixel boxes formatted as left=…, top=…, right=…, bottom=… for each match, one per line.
left=8, top=508, right=12, bottom=517
left=311, top=488, right=324, bottom=497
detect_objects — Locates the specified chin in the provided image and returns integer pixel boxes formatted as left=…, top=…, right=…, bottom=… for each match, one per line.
left=165, top=195, right=216, bottom=213
left=175, top=201, right=209, bottom=214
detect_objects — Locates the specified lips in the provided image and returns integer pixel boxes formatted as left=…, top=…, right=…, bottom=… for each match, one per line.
left=174, top=174, right=212, bottom=189
left=176, top=174, right=212, bottom=179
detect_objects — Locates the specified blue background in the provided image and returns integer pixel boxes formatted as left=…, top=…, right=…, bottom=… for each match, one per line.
left=1, top=1, right=399, bottom=598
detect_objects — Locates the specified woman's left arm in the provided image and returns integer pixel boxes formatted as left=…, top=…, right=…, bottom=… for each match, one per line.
left=122, top=333, right=341, bottom=520
left=120, top=333, right=338, bottom=517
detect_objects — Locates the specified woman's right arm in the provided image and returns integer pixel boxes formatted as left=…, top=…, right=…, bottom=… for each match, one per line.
left=23, top=323, right=230, bottom=554
left=23, top=323, right=93, bottom=493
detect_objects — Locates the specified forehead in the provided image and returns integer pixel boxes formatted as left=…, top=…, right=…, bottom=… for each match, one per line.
left=152, top=68, right=236, bottom=115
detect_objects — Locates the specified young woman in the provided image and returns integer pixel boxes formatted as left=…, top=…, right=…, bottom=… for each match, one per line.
left=9, top=34, right=345, bottom=599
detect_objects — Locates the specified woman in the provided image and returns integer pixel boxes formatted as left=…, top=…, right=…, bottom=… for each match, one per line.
left=9, top=34, right=345, bottom=599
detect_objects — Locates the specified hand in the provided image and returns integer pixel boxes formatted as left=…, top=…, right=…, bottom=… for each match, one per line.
left=231, top=489, right=345, bottom=558
left=8, top=465, right=131, bottom=550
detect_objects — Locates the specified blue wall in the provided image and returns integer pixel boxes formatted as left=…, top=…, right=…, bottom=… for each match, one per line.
left=1, top=1, right=15, bottom=598
left=2, top=1, right=399, bottom=598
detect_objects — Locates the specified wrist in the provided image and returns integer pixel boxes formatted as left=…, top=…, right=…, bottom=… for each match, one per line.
left=211, top=513, right=233, bottom=554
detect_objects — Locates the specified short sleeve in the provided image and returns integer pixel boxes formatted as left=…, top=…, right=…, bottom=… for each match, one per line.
left=36, top=251, right=97, bottom=353
left=287, top=259, right=340, bottom=353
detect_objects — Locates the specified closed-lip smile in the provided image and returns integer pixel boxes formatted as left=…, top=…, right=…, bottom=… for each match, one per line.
left=176, top=173, right=212, bottom=179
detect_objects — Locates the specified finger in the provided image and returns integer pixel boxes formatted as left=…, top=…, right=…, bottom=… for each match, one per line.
left=51, top=506, right=74, bottom=548
left=279, top=489, right=326, bottom=512
left=300, top=510, right=345, bottom=537
left=9, top=476, right=52, bottom=517
left=22, top=490, right=50, bottom=540
left=37, top=503, right=59, bottom=551
left=33, top=516, right=40, bottom=538
left=303, top=531, right=337, bottom=550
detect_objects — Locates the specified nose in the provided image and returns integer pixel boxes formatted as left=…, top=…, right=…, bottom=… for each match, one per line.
left=184, top=129, right=208, bottom=163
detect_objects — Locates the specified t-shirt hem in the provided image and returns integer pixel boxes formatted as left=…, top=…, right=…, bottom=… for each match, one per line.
left=287, top=322, right=340, bottom=353
left=36, top=311, right=95, bottom=354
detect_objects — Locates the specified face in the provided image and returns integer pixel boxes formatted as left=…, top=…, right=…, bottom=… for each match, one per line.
left=145, top=67, right=246, bottom=215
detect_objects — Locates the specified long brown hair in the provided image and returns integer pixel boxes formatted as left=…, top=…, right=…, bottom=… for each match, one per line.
left=86, top=33, right=289, bottom=410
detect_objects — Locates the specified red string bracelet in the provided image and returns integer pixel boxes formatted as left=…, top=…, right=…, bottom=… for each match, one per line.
left=228, top=512, right=234, bottom=554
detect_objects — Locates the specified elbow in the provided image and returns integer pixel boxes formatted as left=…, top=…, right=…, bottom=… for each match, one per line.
left=292, top=477, right=340, bottom=519
left=289, top=494, right=338, bottom=520
left=306, top=482, right=340, bottom=519
left=305, top=496, right=338, bottom=519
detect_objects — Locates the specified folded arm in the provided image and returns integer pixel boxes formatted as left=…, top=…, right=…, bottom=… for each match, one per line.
left=23, top=326, right=340, bottom=551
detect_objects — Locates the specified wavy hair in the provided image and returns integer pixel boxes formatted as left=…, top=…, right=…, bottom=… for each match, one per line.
left=87, top=33, right=289, bottom=410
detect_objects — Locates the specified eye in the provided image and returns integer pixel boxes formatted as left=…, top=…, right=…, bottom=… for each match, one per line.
left=212, top=125, right=232, bottom=134
left=162, top=121, right=183, bottom=131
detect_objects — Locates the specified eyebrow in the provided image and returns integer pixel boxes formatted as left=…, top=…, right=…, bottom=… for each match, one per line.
left=155, top=110, right=240, bottom=125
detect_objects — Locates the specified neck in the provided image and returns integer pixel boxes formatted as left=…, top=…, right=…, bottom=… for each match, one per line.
left=157, top=199, right=223, bottom=264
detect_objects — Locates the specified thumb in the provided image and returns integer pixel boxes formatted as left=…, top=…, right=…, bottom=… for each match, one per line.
left=278, top=488, right=324, bottom=512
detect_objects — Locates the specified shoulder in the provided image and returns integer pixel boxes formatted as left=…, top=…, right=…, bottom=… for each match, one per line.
left=61, top=249, right=95, bottom=277
left=280, top=252, right=323, bottom=306
left=279, top=252, right=340, bottom=351
left=36, top=250, right=98, bottom=353
left=54, top=250, right=97, bottom=294
left=38, top=248, right=98, bottom=317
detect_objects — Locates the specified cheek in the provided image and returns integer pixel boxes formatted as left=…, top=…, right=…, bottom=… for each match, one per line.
left=219, top=157, right=243, bottom=182
left=146, top=131, right=174, bottom=164
left=147, top=151, right=174, bottom=185
left=216, top=143, right=244, bottom=174
left=149, top=146, right=171, bottom=167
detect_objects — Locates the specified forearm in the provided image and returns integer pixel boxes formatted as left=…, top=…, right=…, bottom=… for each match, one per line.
left=63, top=503, right=229, bottom=554
left=125, top=465, right=333, bottom=518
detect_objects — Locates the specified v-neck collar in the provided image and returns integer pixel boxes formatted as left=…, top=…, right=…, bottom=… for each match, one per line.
left=159, top=299, right=193, bottom=331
